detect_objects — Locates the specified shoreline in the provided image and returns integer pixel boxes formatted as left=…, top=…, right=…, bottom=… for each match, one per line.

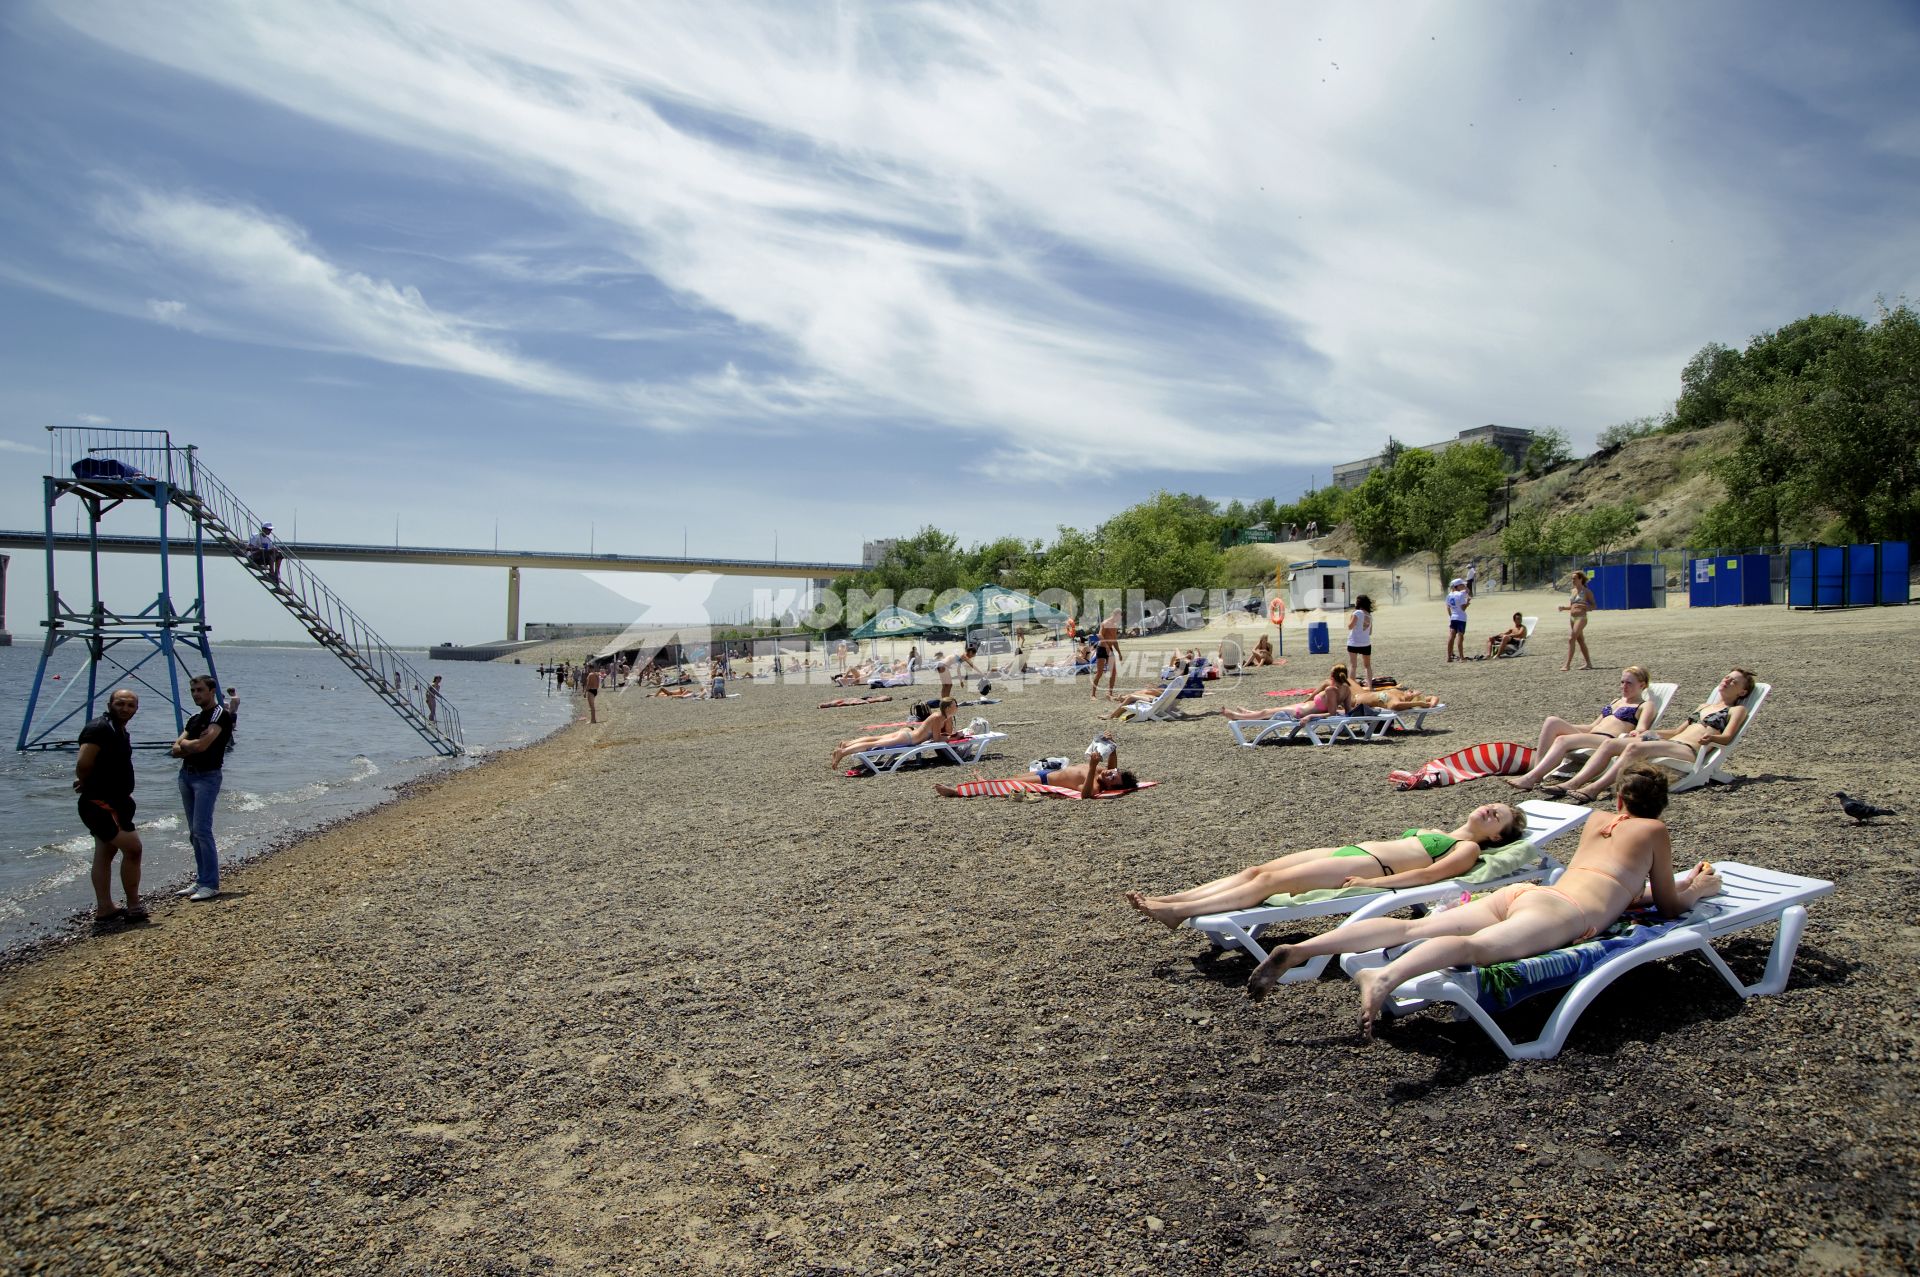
left=3, top=600, right=1915, bottom=1273
left=0, top=705, right=579, bottom=971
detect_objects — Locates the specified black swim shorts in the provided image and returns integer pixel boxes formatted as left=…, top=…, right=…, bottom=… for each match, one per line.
left=79, top=795, right=136, bottom=842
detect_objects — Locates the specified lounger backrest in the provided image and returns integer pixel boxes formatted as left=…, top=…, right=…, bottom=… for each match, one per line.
left=1645, top=682, right=1679, bottom=730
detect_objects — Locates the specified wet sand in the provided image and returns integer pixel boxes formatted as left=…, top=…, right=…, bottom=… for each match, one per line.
left=2, top=594, right=1916, bottom=1274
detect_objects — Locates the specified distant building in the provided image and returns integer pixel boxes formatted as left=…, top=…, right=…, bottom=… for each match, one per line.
left=1333, top=424, right=1536, bottom=489
left=524, top=622, right=632, bottom=641
left=862, top=538, right=899, bottom=567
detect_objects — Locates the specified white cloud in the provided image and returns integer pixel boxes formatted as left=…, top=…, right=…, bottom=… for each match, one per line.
left=145, top=298, right=187, bottom=324
left=0, top=438, right=43, bottom=455
left=31, top=0, right=1920, bottom=469
left=76, top=413, right=111, bottom=425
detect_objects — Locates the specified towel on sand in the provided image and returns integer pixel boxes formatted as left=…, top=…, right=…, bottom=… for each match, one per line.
left=1390, top=742, right=1534, bottom=790
left=944, top=778, right=1161, bottom=799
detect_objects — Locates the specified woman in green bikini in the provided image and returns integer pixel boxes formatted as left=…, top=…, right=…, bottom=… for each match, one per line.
left=1125, top=803, right=1527, bottom=928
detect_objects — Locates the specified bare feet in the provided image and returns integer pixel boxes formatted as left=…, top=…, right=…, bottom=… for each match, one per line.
left=934, top=784, right=960, bottom=797
left=1501, top=776, right=1535, bottom=791
left=1353, top=968, right=1390, bottom=1042
left=1246, top=945, right=1306, bottom=1000
left=1124, top=893, right=1185, bottom=930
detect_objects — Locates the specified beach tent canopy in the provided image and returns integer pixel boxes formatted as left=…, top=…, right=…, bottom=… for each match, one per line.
left=929, top=586, right=1071, bottom=630
left=849, top=605, right=935, bottom=640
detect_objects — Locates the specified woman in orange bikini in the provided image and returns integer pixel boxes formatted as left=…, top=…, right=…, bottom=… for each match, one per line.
left=1244, top=765, right=1723, bottom=1039
left=1219, top=664, right=1354, bottom=722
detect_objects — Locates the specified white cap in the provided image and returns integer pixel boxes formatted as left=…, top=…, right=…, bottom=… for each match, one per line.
left=1450, top=578, right=1465, bottom=587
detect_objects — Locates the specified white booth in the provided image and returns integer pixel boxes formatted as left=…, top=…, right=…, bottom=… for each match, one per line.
left=1287, top=558, right=1351, bottom=611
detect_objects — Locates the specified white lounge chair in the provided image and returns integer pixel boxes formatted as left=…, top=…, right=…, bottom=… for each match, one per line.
left=1649, top=682, right=1770, bottom=793
left=1188, top=800, right=1593, bottom=982
left=1339, top=860, right=1831, bottom=1060
left=1546, top=681, right=1679, bottom=779
left=1495, top=616, right=1540, bottom=658
left=1381, top=702, right=1448, bottom=733
left=846, top=730, right=1009, bottom=776
left=1115, top=679, right=1185, bottom=722
left=1229, top=710, right=1390, bottom=747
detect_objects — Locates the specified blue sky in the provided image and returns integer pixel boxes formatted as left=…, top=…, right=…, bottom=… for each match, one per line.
left=2, top=0, right=1917, bottom=644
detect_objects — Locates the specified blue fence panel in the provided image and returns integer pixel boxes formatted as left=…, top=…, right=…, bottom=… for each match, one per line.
left=1787, top=548, right=1814, bottom=607
left=1879, top=541, right=1910, bottom=605
left=1846, top=544, right=1878, bottom=607
left=1815, top=546, right=1846, bottom=607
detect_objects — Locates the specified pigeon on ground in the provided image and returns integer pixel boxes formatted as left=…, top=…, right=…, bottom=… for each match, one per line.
left=1836, top=792, right=1896, bottom=823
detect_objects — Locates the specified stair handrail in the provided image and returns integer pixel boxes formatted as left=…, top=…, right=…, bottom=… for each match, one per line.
left=46, top=428, right=461, bottom=752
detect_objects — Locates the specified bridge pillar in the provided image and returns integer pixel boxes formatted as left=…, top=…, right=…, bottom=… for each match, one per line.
left=506, top=566, right=521, bottom=641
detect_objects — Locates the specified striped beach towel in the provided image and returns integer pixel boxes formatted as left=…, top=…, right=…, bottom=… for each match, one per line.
left=1472, top=910, right=1688, bottom=1012
left=1389, top=742, right=1535, bottom=791
left=944, top=778, right=1161, bottom=799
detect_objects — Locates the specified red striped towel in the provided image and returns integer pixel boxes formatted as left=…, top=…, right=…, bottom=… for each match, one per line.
left=1389, top=742, right=1535, bottom=791
left=945, top=778, right=1160, bottom=799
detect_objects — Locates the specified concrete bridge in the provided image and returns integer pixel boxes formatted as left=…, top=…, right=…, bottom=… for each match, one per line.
left=0, top=531, right=858, bottom=640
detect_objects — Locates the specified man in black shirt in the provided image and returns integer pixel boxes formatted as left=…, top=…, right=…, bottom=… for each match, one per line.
left=74, top=688, right=144, bottom=929
left=171, top=674, right=231, bottom=902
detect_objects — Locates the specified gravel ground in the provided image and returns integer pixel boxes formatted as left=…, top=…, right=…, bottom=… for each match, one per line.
left=1, top=592, right=1915, bottom=1275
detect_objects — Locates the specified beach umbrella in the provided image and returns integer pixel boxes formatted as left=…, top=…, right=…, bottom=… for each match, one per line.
left=848, top=605, right=935, bottom=641
left=930, top=585, right=1070, bottom=631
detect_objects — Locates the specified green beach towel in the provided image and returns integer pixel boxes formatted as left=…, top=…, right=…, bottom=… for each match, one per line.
left=1256, top=838, right=1542, bottom=909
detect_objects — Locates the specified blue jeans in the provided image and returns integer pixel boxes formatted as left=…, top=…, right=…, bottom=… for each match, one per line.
left=178, top=768, right=223, bottom=888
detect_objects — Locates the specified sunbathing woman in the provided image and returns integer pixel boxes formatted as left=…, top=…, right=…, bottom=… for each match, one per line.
left=829, top=697, right=955, bottom=768
left=1126, top=801, right=1528, bottom=928
left=1245, top=765, right=1723, bottom=1039
left=1353, top=685, right=1442, bottom=712
left=1545, top=669, right=1756, bottom=803
left=1502, top=665, right=1654, bottom=792
left=1219, top=664, right=1354, bottom=722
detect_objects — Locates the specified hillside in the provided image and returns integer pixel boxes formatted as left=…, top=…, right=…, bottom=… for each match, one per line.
left=1310, top=420, right=1744, bottom=573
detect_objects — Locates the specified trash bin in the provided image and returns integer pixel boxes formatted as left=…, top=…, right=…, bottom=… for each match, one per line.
left=1307, top=621, right=1330, bottom=655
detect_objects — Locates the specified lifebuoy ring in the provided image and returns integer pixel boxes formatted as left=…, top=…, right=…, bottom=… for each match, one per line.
left=1267, top=597, right=1287, bottom=626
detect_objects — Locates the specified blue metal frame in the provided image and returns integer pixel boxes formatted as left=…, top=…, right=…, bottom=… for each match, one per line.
left=17, top=428, right=221, bottom=752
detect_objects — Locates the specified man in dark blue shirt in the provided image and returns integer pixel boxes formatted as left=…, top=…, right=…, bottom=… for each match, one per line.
left=171, top=674, right=232, bottom=902
left=74, top=688, right=144, bottom=929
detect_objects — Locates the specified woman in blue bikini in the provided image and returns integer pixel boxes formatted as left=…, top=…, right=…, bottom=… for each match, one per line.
left=1503, top=665, right=1654, bottom=792
left=1125, top=802, right=1527, bottom=928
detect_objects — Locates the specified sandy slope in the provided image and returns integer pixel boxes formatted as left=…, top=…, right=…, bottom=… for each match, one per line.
left=2, top=595, right=1915, bottom=1274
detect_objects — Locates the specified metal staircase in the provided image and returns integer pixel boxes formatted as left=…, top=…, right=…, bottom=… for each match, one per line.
left=33, top=428, right=462, bottom=756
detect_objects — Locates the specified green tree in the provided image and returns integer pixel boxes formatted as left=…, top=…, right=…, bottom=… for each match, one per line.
left=1596, top=415, right=1660, bottom=453
left=1409, top=443, right=1507, bottom=570
left=1668, top=341, right=1740, bottom=432
left=1523, top=427, right=1574, bottom=477
left=1094, top=491, right=1225, bottom=601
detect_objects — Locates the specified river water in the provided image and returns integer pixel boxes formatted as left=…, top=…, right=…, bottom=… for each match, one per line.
left=0, top=644, right=571, bottom=950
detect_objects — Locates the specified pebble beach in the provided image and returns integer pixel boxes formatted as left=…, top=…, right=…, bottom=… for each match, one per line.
left=2, top=592, right=1916, bottom=1274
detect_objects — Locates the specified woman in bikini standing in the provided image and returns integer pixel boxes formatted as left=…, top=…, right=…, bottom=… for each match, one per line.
left=1503, top=665, right=1655, bottom=791
left=1561, top=570, right=1597, bottom=671
left=1124, top=802, right=1527, bottom=928
left=1547, top=669, right=1756, bottom=803
left=1246, top=765, right=1723, bottom=1038
left=1220, top=664, right=1354, bottom=722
